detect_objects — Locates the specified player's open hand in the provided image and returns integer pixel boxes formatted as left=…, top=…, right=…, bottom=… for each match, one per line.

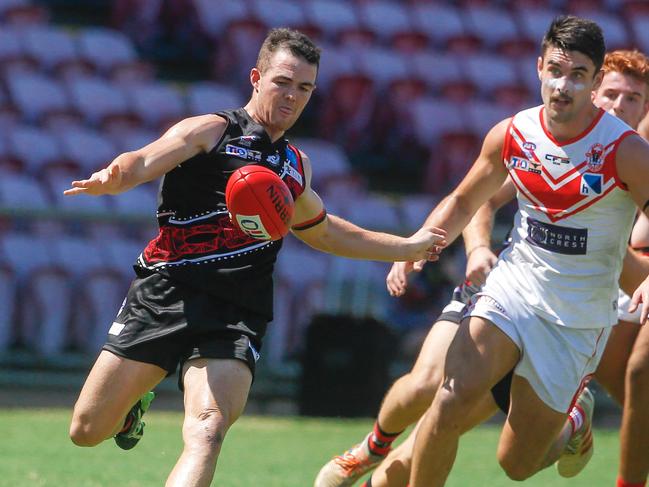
left=629, top=274, right=649, bottom=325
left=465, top=245, right=498, bottom=286
left=63, top=164, right=124, bottom=196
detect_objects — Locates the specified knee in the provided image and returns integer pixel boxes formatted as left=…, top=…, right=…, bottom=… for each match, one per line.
left=406, top=371, right=440, bottom=411
left=69, top=415, right=104, bottom=447
left=627, top=354, right=649, bottom=392
left=183, top=408, right=230, bottom=454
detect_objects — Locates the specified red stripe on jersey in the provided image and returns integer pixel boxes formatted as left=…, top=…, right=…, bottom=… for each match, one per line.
left=539, top=107, right=605, bottom=147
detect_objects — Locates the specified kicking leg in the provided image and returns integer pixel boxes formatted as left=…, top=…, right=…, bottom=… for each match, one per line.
left=69, top=350, right=167, bottom=446
left=165, top=358, right=252, bottom=487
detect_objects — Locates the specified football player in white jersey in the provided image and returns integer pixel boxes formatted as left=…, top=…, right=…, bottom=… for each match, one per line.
left=387, top=16, right=649, bottom=487
left=314, top=45, right=649, bottom=487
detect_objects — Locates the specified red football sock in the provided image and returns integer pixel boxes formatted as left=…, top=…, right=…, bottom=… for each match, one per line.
left=617, top=478, right=646, bottom=487
left=367, top=421, right=403, bottom=456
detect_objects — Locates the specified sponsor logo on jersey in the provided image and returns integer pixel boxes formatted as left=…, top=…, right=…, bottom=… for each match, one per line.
left=235, top=214, right=272, bottom=240
left=508, top=156, right=542, bottom=174
left=238, top=135, right=260, bottom=147
left=580, top=173, right=603, bottom=195
left=545, top=153, right=571, bottom=165
left=225, top=144, right=262, bottom=162
left=108, top=322, right=125, bottom=335
left=285, top=164, right=303, bottom=185
left=526, top=217, right=588, bottom=254
left=586, top=143, right=604, bottom=172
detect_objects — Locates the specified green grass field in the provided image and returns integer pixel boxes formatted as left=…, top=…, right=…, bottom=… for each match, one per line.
left=0, top=408, right=620, bottom=486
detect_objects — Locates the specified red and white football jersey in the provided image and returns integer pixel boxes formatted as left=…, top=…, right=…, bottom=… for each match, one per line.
left=489, top=105, right=637, bottom=328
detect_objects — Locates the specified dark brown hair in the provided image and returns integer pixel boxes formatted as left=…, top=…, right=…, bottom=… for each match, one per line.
left=256, top=28, right=321, bottom=73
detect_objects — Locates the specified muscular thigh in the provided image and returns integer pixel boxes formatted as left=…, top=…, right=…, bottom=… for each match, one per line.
left=628, top=321, right=649, bottom=371
left=73, top=350, right=167, bottom=431
left=595, top=320, right=639, bottom=404
left=410, top=320, right=458, bottom=381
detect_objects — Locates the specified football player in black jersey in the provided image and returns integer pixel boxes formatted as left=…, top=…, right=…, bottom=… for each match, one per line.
left=64, top=28, right=446, bottom=487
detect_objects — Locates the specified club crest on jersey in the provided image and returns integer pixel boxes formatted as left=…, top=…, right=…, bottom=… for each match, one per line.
left=266, top=151, right=281, bottom=166
left=522, top=141, right=537, bottom=160
left=508, top=156, right=541, bottom=174
left=225, top=144, right=262, bottom=162
left=580, top=173, right=603, bottom=195
left=586, top=143, right=604, bottom=172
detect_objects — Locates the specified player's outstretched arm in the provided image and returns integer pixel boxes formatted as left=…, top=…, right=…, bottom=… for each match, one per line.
left=64, top=115, right=227, bottom=196
left=290, top=153, right=447, bottom=262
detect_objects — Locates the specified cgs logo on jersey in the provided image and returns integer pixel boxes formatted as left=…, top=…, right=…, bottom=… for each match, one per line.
left=237, top=135, right=260, bottom=147
left=580, top=173, right=603, bottom=195
left=545, top=153, right=570, bottom=165
left=508, top=156, right=541, bottom=174
left=225, top=144, right=262, bottom=162
left=586, top=143, right=604, bottom=172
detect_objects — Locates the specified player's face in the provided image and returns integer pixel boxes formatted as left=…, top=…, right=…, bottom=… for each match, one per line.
left=592, top=71, right=649, bottom=130
left=538, top=47, right=601, bottom=124
left=251, top=49, right=317, bottom=137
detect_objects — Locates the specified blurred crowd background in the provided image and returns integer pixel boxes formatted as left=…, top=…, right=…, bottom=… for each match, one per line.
left=0, top=0, right=645, bottom=413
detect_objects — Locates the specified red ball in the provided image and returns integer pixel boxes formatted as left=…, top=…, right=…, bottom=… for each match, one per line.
left=225, top=165, right=295, bottom=241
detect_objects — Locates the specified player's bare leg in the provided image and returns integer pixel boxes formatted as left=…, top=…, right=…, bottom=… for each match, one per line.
left=595, top=320, right=639, bottom=405
left=409, top=317, right=520, bottom=486
left=69, top=350, right=167, bottom=446
left=619, top=324, right=649, bottom=485
left=370, top=392, right=499, bottom=487
left=165, top=358, right=252, bottom=487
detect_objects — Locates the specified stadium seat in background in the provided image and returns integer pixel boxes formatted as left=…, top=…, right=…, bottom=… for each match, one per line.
left=186, top=81, right=245, bottom=116
left=57, top=126, right=119, bottom=173
left=345, top=193, right=401, bottom=233
left=410, top=2, right=467, bottom=49
left=66, top=76, right=138, bottom=131
left=0, top=173, right=51, bottom=210
left=191, top=0, right=249, bottom=41
left=20, top=26, right=79, bottom=73
left=464, top=100, right=514, bottom=139
left=0, top=25, right=39, bottom=76
left=110, top=184, right=158, bottom=218
left=398, top=193, right=439, bottom=235
left=76, top=27, right=139, bottom=76
left=52, top=236, right=128, bottom=351
left=0, top=231, right=72, bottom=355
left=423, top=132, right=481, bottom=195
left=6, top=124, right=66, bottom=174
left=515, top=4, right=560, bottom=46
left=5, top=72, right=73, bottom=124
left=303, top=0, right=360, bottom=42
left=0, top=0, right=47, bottom=25
left=410, top=50, right=465, bottom=95
left=462, top=4, right=520, bottom=50
left=355, top=46, right=413, bottom=91
left=123, top=81, right=186, bottom=130
left=463, top=54, right=521, bottom=99
left=249, top=0, right=307, bottom=31
left=357, top=0, right=416, bottom=44
left=100, top=236, right=147, bottom=272
left=110, top=127, right=158, bottom=153
left=408, top=96, right=468, bottom=149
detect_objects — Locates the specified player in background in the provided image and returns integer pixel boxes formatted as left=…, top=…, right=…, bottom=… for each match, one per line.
left=63, top=28, right=445, bottom=487
left=314, top=43, right=649, bottom=487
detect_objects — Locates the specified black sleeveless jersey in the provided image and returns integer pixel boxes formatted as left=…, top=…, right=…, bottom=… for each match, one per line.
left=136, top=108, right=308, bottom=319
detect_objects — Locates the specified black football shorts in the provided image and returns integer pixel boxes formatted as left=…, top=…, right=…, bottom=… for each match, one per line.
left=103, top=269, right=267, bottom=388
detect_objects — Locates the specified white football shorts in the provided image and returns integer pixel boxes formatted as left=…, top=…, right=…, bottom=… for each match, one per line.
left=466, top=289, right=611, bottom=413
